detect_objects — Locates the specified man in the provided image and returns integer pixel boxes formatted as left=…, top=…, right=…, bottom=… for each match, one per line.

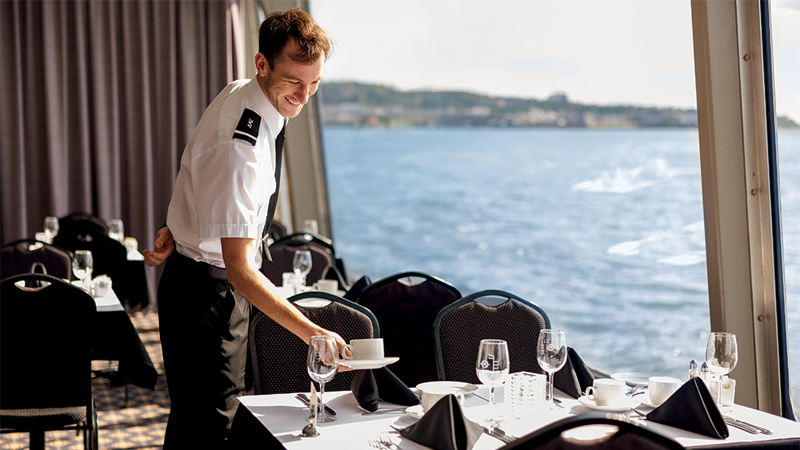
left=143, top=9, right=346, bottom=448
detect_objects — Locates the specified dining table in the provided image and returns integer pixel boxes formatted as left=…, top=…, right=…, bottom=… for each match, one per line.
left=233, top=385, right=800, bottom=449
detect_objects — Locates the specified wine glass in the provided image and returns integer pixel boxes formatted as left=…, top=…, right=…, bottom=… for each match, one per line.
left=706, top=332, right=738, bottom=410
left=293, top=250, right=312, bottom=286
left=108, top=219, right=125, bottom=242
left=537, top=329, right=567, bottom=408
left=73, top=250, right=94, bottom=292
left=43, top=216, right=59, bottom=243
left=307, top=335, right=339, bottom=423
left=476, top=339, right=510, bottom=427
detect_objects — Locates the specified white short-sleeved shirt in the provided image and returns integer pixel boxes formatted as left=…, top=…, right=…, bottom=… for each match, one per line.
left=167, top=76, right=285, bottom=269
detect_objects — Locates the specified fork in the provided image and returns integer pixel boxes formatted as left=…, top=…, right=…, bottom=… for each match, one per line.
left=378, top=433, right=400, bottom=449
left=626, top=383, right=646, bottom=396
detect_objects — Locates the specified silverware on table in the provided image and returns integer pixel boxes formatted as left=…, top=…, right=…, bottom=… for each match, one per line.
left=296, top=393, right=337, bottom=416
left=626, top=383, right=646, bottom=397
left=482, top=427, right=515, bottom=444
left=724, top=416, right=772, bottom=435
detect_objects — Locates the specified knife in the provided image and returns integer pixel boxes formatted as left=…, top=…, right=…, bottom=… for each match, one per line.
left=296, top=393, right=337, bottom=416
left=724, top=416, right=772, bottom=435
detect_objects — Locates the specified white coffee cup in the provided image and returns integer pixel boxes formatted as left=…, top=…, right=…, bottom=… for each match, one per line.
left=584, top=378, right=626, bottom=406
left=92, top=275, right=112, bottom=298
left=313, top=279, right=338, bottom=294
left=344, top=338, right=384, bottom=360
left=419, top=387, right=465, bottom=413
left=648, top=376, right=683, bottom=405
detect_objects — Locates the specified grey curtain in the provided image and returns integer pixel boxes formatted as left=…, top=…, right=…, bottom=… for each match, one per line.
left=0, top=0, right=236, bottom=253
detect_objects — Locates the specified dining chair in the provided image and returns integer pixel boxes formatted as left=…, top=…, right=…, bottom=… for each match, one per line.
left=499, top=412, right=685, bottom=449
left=52, top=229, right=131, bottom=299
left=0, top=273, right=99, bottom=450
left=58, top=212, right=109, bottom=236
left=356, top=272, right=461, bottom=387
left=433, top=289, right=550, bottom=383
left=260, top=233, right=342, bottom=290
left=0, top=239, right=74, bottom=281
left=249, top=291, right=379, bottom=395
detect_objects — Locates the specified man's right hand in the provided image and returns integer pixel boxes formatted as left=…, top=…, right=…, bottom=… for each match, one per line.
left=143, top=226, right=175, bottom=267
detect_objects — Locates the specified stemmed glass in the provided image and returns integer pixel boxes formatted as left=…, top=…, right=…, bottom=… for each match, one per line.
left=705, top=332, right=738, bottom=410
left=293, top=249, right=313, bottom=287
left=43, top=216, right=59, bottom=244
left=108, top=219, right=125, bottom=242
left=307, top=335, right=339, bottom=423
left=537, top=329, right=567, bottom=408
left=476, top=339, right=510, bottom=427
left=73, top=250, right=94, bottom=293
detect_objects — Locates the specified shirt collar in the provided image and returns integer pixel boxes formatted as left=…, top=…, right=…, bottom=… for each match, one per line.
left=247, top=75, right=286, bottom=139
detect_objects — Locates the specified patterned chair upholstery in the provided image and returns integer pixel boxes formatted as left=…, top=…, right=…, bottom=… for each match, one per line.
left=357, top=272, right=461, bottom=387
left=0, top=273, right=99, bottom=450
left=1, top=239, right=74, bottom=280
left=249, top=292, right=379, bottom=395
left=499, top=413, right=685, bottom=450
left=434, top=290, right=550, bottom=383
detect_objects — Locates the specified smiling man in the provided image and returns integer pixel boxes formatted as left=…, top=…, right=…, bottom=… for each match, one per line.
left=146, top=9, right=346, bottom=449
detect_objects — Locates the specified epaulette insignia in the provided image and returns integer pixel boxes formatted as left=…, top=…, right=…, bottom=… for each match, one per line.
left=233, top=108, right=261, bottom=146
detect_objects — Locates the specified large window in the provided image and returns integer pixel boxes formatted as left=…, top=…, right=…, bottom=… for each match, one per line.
left=772, top=0, right=800, bottom=412
left=309, top=0, right=795, bottom=392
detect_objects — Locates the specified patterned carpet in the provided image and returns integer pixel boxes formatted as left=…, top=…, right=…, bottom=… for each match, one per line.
left=0, top=311, right=169, bottom=450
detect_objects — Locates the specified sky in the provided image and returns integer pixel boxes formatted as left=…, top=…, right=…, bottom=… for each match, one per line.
left=310, top=0, right=799, bottom=119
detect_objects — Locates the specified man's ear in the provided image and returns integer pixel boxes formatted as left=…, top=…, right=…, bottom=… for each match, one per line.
left=255, top=53, right=269, bottom=77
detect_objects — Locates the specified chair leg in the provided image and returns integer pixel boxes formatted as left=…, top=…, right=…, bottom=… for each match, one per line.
left=30, top=430, right=45, bottom=450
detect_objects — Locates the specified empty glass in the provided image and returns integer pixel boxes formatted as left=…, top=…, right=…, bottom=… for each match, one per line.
left=476, top=339, right=510, bottom=427
left=293, top=249, right=312, bottom=286
left=73, top=250, right=94, bottom=293
left=537, top=329, right=567, bottom=408
left=307, top=335, right=339, bottom=423
left=706, top=332, right=738, bottom=410
left=108, top=219, right=125, bottom=242
left=43, top=216, right=59, bottom=243
left=303, top=219, right=319, bottom=235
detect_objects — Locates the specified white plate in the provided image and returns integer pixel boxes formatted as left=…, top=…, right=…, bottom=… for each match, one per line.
left=339, top=357, right=399, bottom=370
left=405, top=404, right=424, bottom=419
left=415, top=381, right=479, bottom=395
left=610, top=372, right=658, bottom=387
left=578, top=395, right=641, bottom=412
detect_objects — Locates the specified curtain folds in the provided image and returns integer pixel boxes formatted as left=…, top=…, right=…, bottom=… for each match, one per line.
left=0, top=0, right=235, bottom=257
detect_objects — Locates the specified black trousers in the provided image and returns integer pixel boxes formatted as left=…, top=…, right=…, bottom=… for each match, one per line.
left=157, top=252, right=252, bottom=449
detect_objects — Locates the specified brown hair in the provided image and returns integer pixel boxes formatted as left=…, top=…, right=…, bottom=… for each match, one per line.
left=258, top=8, right=332, bottom=68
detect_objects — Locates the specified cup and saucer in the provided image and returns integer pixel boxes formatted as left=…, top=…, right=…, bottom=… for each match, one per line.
left=638, top=376, right=683, bottom=408
left=578, top=378, right=641, bottom=412
left=338, top=338, right=399, bottom=370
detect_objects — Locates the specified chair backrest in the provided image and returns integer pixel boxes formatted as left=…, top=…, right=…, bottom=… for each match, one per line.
left=249, top=292, right=378, bottom=395
left=357, top=272, right=461, bottom=387
left=434, top=290, right=550, bottom=383
left=1, top=239, right=74, bottom=280
left=58, top=212, right=109, bottom=236
left=0, top=273, right=96, bottom=413
left=52, top=229, right=127, bottom=279
left=500, top=413, right=685, bottom=450
left=260, top=236, right=337, bottom=288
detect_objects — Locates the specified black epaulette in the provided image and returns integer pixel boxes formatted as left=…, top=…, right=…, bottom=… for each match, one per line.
left=233, top=108, right=261, bottom=146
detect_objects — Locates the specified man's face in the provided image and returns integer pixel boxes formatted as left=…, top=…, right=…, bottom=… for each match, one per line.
left=258, top=40, right=324, bottom=118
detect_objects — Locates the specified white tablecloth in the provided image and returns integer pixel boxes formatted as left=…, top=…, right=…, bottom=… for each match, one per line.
left=238, top=387, right=800, bottom=449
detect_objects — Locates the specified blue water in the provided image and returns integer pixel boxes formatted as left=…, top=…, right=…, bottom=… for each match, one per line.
left=321, top=126, right=800, bottom=408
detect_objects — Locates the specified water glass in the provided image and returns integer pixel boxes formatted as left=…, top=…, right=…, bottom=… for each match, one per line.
left=303, top=219, right=319, bottom=235
left=706, top=332, right=738, bottom=410
left=108, top=219, right=125, bottom=242
left=307, top=335, right=338, bottom=423
left=508, top=372, right=547, bottom=419
left=537, top=329, right=567, bottom=408
left=72, top=250, right=94, bottom=293
left=43, top=216, right=59, bottom=243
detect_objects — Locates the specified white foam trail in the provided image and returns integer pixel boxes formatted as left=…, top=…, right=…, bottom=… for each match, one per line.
left=658, top=253, right=706, bottom=266
left=572, top=159, right=675, bottom=194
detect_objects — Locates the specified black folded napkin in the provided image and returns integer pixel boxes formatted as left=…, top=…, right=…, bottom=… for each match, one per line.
left=553, top=347, right=596, bottom=399
left=400, top=394, right=483, bottom=450
left=344, top=275, right=372, bottom=301
left=645, top=377, right=729, bottom=439
left=350, top=366, right=419, bottom=412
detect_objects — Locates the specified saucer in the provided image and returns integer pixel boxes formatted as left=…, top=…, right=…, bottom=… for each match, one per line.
left=610, top=372, right=657, bottom=387
left=339, top=356, right=399, bottom=370
left=415, top=381, right=479, bottom=395
left=578, top=395, right=640, bottom=412
left=637, top=395, right=660, bottom=408
left=405, top=405, right=424, bottom=419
